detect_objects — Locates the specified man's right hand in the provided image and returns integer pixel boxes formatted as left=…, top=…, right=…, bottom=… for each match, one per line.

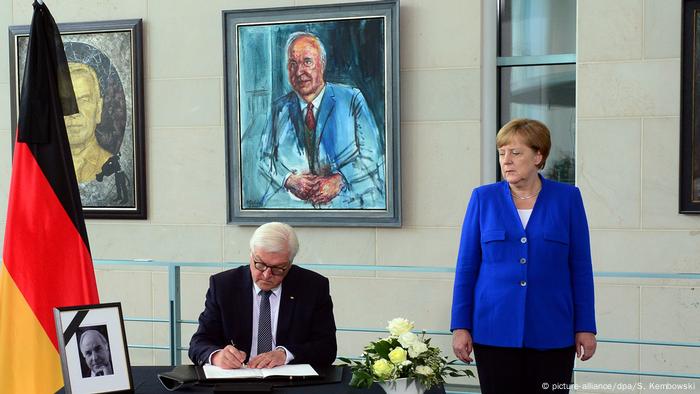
left=452, top=329, right=474, bottom=363
left=310, top=173, right=343, bottom=204
left=212, top=345, right=247, bottom=369
left=284, top=172, right=318, bottom=200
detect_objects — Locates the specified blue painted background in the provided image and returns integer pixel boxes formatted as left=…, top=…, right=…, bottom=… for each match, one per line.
left=237, top=17, right=386, bottom=206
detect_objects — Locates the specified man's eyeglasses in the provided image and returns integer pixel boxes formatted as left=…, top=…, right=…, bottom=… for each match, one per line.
left=253, top=260, right=289, bottom=276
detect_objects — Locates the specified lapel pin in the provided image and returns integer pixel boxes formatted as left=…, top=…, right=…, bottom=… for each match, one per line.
left=290, top=296, right=295, bottom=300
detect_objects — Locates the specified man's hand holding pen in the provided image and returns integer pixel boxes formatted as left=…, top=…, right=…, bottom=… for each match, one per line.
left=212, top=342, right=247, bottom=369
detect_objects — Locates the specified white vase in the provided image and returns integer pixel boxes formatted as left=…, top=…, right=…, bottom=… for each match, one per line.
left=377, top=378, right=427, bottom=394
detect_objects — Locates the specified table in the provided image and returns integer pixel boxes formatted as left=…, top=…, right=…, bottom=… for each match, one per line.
left=104, top=366, right=446, bottom=393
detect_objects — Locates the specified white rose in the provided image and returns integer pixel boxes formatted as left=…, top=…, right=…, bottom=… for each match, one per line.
left=398, top=332, right=419, bottom=348
left=372, top=359, right=394, bottom=379
left=387, top=318, right=414, bottom=336
left=415, top=365, right=434, bottom=376
left=388, top=347, right=407, bottom=364
left=408, top=341, right=428, bottom=357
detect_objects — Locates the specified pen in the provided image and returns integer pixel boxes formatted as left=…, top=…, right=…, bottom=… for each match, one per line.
left=230, top=340, right=247, bottom=368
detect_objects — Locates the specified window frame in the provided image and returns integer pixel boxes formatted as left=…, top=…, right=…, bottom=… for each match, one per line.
left=495, top=0, right=577, bottom=183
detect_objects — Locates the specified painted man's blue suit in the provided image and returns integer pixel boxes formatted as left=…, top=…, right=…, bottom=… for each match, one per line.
left=451, top=175, right=597, bottom=349
left=258, top=83, right=385, bottom=209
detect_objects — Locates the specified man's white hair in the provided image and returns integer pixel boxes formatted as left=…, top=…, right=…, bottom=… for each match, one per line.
left=249, top=222, right=299, bottom=262
left=285, top=31, right=327, bottom=66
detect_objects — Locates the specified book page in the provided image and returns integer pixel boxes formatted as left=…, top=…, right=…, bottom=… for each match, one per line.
left=261, top=364, right=318, bottom=378
left=203, top=364, right=263, bottom=379
left=203, top=364, right=317, bottom=380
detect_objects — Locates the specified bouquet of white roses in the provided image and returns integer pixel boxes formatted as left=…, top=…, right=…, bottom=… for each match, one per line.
left=339, top=318, right=473, bottom=390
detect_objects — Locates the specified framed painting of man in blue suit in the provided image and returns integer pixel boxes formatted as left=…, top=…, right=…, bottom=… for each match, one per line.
left=224, top=0, right=400, bottom=226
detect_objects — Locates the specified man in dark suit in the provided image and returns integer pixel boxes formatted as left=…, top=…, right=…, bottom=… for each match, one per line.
left=188, top=222, right=337, bottom=369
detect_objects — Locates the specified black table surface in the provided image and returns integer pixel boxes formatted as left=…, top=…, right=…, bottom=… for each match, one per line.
left=84, top=365, right=446, bottom=394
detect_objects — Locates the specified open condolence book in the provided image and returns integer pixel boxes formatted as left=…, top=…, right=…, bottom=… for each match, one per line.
left=203, top=364, right=318, bottom=380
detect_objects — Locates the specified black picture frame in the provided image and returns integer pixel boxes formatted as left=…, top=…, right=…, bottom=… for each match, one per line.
left=53, top=302, right=133, bottom=394
left=223, top=0, right=401, bottom=227
left=681, top=0, right=700, bottom=213
left=9, top=19, right=146, bottom=219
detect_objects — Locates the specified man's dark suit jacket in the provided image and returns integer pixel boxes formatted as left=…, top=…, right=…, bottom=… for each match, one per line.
left=188, top=265, right=337, bottom=367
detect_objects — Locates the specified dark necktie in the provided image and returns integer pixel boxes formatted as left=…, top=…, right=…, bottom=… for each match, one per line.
left=305, top=103, right=316, bottom=130
left=304, top=103, right=317, bottom=171
left=257, top=290, right=273, bottom=354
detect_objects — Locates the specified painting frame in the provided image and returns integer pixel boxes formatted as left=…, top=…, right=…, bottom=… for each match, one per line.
left=681, top=0, right=700, bottom=213
left=53, top=302, right=133, bottom=394
left=223, top=0, right=401, bottom=227
left=9, top=19, right=147, bottom=219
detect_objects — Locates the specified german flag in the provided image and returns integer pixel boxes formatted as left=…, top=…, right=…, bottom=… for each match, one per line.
left=0, top=2, right=99, bottom=392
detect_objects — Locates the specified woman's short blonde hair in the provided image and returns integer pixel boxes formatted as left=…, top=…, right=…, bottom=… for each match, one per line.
left=496, top=118, right=551, bottom=170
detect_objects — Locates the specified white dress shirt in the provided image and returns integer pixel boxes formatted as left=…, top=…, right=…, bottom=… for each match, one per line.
left=297, top=85, right=326, bottom=121
left=251, top=282, right=294, bottom=363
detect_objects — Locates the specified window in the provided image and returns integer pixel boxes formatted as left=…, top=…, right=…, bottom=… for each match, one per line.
left=498, top=0, right=577, bottom=184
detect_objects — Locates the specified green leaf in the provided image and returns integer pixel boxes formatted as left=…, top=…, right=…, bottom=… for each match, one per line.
left=348, top=374, right=363, bottom=388
left=374, top=340, right=392, bottom=358
left=349, top=370, right=373, bottom=389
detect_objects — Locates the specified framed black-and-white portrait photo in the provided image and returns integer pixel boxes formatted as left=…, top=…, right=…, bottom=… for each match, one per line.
left=9, top=19, right=146, bottom=219
left=54, top=303, right=133, bottom=394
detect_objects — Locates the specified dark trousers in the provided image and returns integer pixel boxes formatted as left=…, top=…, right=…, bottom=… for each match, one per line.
left=473, top=343, right=575, bottom=394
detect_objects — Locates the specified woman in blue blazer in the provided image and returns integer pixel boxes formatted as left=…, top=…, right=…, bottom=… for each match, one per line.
left=451, top=119, right=597, bottom=393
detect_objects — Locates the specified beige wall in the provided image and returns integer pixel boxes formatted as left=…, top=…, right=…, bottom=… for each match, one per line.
left=0, top=0, right=698, bottom=391
left=577, top=0, right=699, bottom=392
